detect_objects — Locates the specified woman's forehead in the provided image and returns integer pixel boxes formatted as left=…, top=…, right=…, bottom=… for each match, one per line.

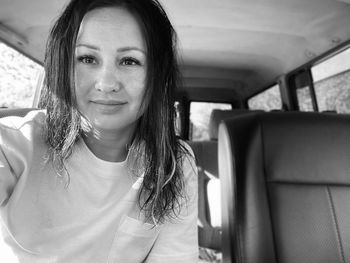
left=76, top=7, right=146, bottom=50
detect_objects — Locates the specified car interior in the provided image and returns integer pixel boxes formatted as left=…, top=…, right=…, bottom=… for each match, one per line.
left=1, top=0, right=350, bottom=262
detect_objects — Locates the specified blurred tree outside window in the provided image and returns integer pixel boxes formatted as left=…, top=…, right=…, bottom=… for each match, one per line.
left=296, top=85, right=314, bottom=111
left=248, top=84, right=282, bottom=111
left=312, top=47, right=350, bottom=113
left=0, top=42, right=43, bottom=108
left=190, top=102, right=231, bottom=141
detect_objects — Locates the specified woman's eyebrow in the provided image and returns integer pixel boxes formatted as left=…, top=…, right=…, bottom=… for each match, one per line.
left=117, top=46, right=146, bottom=55
left=75, top=44, right=145, bottom=55
left=75, top=43, right=100, bottom=50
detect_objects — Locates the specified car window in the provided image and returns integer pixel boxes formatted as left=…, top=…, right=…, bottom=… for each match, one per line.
left=289, top=70, right=317, bottom=112
left=248, top=84, right=282, bottom=111
left=207, top=177, right=221, bottom=228
left=174, top=101, right=182, bottom=136
left=0, top=42, right=43, bottom=108
left=296, top=84, right=314, bottom=112
left=312, top=47, right=350, bottom=113
left=189, top=102, right=231, bottom=141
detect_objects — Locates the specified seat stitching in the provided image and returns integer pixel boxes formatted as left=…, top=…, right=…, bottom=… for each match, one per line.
left=236, top=214, right=243, bottom=263
left=233, top=127, right=243, bottom=263
left=260, top=115, right=279, bottom=263
left=326, top=186, right=345, bottom=263
left=268, top=181, right=350, bottom=187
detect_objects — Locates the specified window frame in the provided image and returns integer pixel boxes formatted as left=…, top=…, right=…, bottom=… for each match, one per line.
left=281, top=41, right=350, bottom=112
left=287, top=69, right=319, bottom=112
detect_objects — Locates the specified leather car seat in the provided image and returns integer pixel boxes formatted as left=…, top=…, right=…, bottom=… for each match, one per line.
left=189, top=109, right=262, bottom=251
left=218, top=112, right=350, bottom=263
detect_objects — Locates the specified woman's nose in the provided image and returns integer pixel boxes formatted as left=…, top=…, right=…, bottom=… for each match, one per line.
left=95, top=68, right=120, bottom=93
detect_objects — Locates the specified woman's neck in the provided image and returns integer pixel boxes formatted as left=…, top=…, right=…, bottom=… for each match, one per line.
left=82, top=128, right=133, bottom=162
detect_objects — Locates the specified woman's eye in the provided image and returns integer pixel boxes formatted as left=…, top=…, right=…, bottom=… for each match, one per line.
left=77, top=55, right=96, bottom=64
left=120, top=57, right=141, bottom=66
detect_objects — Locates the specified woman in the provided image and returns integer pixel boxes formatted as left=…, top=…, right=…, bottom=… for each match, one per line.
left=0, top=0, right=198, bottom=262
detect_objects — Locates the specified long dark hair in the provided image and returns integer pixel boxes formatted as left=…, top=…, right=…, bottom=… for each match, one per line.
left=39, top=0, right=190, bottom=224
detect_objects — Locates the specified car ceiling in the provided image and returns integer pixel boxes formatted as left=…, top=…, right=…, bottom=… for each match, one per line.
left=1, top=0, right=350, bottom=100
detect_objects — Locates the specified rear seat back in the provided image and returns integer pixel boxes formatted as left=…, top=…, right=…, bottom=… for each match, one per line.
left=209, top=109, right=264, bottom=140
left=189, top=140, right=221, bottom=250
left=218, top=111, right=350, bottom=263
left=189, top=108, right=263, bottom=251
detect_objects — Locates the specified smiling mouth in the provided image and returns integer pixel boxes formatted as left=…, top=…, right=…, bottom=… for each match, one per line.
left=91, top=100, right=128, bottom=114
left=91, top=100, right=127, bottom=106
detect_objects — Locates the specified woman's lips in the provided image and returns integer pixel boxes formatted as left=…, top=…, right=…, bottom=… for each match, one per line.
left=91, top=100, right=127, bottom=113
left=91, top=99, right=127, bottom=105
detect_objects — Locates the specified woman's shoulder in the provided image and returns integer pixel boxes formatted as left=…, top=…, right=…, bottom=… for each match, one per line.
left=0, top=109, right=46, bottom=147
left=0, top=109, right=46, bottom=131
left=178, top=139, right=195, bottom=159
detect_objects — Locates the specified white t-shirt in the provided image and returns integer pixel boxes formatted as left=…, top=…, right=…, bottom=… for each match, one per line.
left=0, top=110, right=198, bottom=263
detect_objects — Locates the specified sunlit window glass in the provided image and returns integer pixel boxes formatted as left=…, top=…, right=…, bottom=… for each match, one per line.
left=312, top=48, right=350, bottom=113
left=248, top=84, right=282, bottom=111
left=0, top=42, right=43, bottom=108
left=189, top=102, right=231, bottom=141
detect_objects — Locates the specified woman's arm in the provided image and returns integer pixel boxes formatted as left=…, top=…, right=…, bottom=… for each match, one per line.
left=0, top=142, right=18, bottom=206
left=0, top=112, right=42, bottom=206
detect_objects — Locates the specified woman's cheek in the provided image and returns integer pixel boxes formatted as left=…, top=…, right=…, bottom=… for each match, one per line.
left=75, top=67, right=94, bottom=92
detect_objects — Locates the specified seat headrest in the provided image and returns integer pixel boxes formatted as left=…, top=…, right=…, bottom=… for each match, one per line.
left=220, top=111, right=350, bottom=184
left=209, top=109, right=263, bottom=140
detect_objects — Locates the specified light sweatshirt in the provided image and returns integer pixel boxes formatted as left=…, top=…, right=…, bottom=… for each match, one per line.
left=0, top=110, right=198, bottom=263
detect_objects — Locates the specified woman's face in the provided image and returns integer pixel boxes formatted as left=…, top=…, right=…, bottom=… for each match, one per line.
left=74, top=7, right=147, bottom=133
